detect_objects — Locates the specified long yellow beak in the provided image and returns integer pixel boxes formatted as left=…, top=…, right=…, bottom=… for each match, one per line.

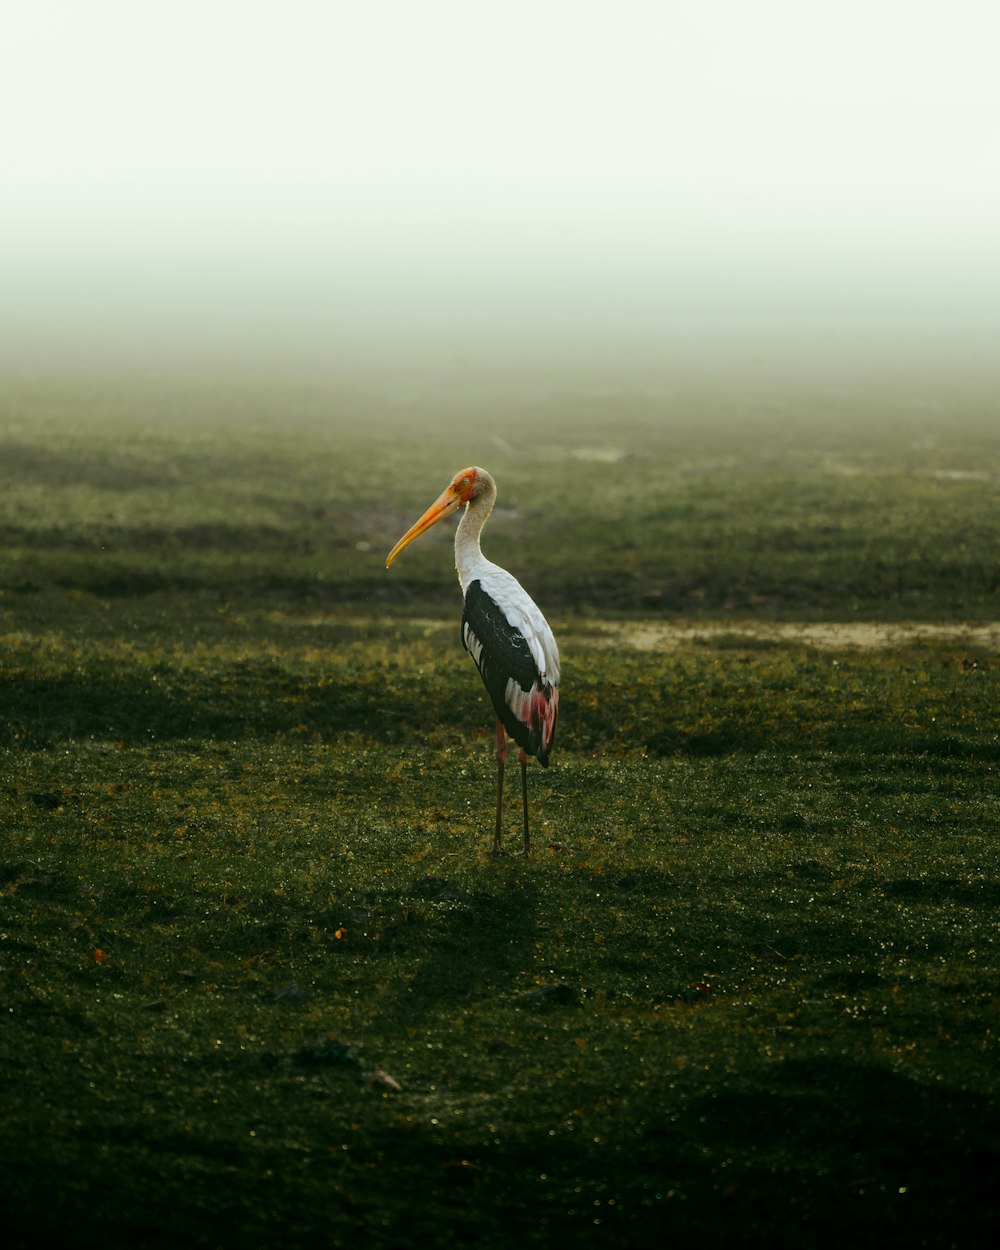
left=385, top=488, right=462, bottom=568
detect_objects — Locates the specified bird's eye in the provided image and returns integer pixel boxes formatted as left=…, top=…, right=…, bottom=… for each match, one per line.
left=460, top=477, right=470, bottom=489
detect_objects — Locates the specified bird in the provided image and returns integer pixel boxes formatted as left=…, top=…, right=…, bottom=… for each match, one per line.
left=385, top=466, right=559, bottom=855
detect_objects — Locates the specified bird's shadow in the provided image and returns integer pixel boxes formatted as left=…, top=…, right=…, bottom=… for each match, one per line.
left=379, top=869, right=542, bottom=1018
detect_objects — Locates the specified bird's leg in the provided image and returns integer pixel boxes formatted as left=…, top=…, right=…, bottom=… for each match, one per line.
left=519, top=748, right=530, bottom=856
left=493, top=716, right=507, bottom=854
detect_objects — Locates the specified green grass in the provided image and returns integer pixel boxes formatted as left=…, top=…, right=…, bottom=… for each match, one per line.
left=1, top=366, right=998, bottom=618
left=1, top=371, right=999, bottom=1247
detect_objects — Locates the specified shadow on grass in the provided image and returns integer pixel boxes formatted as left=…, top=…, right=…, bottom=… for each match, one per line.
left=4, top=1057, right=996, bottom=1250
left=5, top=668, right=998, bottom=770
left=644, top=721, right=1000, bottom=763
left=346, top=1059, right=999, bottom=1250
left=0, top=668, right=429, bottom=748
left=386, top=874, right=543, bottom=1016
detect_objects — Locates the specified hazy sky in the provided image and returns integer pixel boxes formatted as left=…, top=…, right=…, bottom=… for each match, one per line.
left=4, top=0, right=1000, bottom=347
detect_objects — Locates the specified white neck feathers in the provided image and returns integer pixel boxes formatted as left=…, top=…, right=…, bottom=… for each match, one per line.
left=454, top=467, right=497, bottom=592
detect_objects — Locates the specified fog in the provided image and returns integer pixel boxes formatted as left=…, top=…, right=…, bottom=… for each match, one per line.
left=4, top=1, right=999, bottom=382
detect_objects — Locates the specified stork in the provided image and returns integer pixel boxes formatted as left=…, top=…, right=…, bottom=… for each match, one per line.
left=386, top=466, right=559, bottom=855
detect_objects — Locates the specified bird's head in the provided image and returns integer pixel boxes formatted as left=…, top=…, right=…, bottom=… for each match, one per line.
left=385, top=466, right=489, bottom=567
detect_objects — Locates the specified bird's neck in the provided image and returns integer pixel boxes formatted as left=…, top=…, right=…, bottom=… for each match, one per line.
left=454, top=472, right=497, bottom=592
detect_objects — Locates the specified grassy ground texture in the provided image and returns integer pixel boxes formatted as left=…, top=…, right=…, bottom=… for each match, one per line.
left=1, top=365, right=999, bottom=1248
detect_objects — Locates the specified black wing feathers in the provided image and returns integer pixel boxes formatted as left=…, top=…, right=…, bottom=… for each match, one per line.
left=462, top=579, right=543, bottom=754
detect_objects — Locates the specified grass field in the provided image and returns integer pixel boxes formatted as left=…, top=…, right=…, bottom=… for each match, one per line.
left=2, top=360, right=999, bottom=1248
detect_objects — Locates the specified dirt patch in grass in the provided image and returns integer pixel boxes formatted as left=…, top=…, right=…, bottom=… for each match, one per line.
left=277, top=613, right=1000, bottom=654
left=578, top=619, right=1000, bottom=652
